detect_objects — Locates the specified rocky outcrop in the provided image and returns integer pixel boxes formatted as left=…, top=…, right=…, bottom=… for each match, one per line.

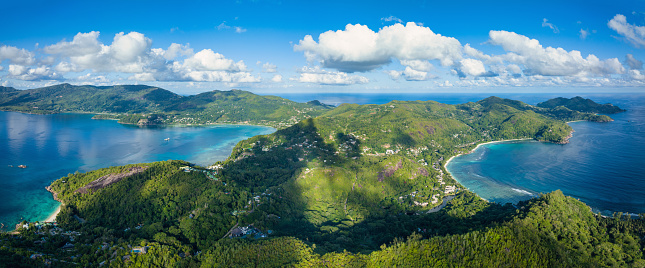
left=75, top=166, right=148, bottom=194
left=555, top=130, right=574, bottom=145
left=378, top=161, right=403, bottom=182
left=45, top=185, right=61, bottom=202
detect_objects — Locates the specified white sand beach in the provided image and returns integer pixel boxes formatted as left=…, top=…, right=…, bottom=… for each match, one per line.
left=44, top=204, right=61, bottom=222
left=444, top=138, right=533, bottom=169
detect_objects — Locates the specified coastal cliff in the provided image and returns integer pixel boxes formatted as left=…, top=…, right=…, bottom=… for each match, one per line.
left=45, top=185, right=61, bottom=203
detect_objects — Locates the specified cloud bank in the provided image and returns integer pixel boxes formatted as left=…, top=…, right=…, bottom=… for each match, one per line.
left=294, top=22, right=462, bottom=73
left=295, top=22, right=628, bottom=87
left=0, top=31, right=261, bottom=83
left=1, top=18, right=643, bottom=89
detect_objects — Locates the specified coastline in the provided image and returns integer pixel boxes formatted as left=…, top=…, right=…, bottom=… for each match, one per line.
left=443, top=138, right=534, bottom=203
left=444, top=138, right=534, bottom=169
left=44, top=186, right=62, bottom=223
left=2, top=109, right=283, bottom=129
left=44, top=204, right=61, bottom=222
left=445, top=119, right=587, bottom=168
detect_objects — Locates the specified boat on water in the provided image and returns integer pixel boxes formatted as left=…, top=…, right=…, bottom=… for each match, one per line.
left=164, top=138, right=170, bottom=141
left=18, top=165, right=27, bottom=168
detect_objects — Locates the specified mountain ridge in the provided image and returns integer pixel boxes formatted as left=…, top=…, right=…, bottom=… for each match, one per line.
left=537, top=96, right=626, bottom=114
left=0, top=86, right=638, bottom=267
left=0, top=83, right=331, bottom=128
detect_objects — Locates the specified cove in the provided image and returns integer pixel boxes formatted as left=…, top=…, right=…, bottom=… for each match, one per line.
left=446, top=101, right=645, bottom=215
left=0, top=111, right=275, bottom=229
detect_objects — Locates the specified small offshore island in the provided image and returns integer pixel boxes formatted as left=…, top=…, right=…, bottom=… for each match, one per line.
left=0, top=84, right=643, bottom=267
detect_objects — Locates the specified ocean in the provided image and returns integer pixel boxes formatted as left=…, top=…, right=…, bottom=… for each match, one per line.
left=445, top=95, right=645, bottom=215
left=276, top=92, right=645, bottom=215
left=0, top=111, right=274, bottom=229
left=1, top=92, right=642, bottom=228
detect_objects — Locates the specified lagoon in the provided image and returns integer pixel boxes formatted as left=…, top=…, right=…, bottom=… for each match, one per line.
left=0, top=111, right=274, bottom=229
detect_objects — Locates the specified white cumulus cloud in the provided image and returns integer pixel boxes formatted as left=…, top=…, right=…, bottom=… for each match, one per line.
left=132, top=73, right=157, bottom=82
left=386, top=70, right=401, bottom=80
left=401, top=67, right=432, bottom=81
left=459, top=58, right=487, bottom=76
left=44, top=31, right=102, bottom=57
left=0, top=45, right=36, bottom=65
left=44, top=31, right=152, bottom=73
left=294, top=22, right=462, bottom=72
left=182, top=71, right=260, bottom=83
left=181, top=49, right=247, bottom=72
left=608, top=14, right=645, bottom=48
left=488, top=30, right=625, bottom=76
left=388, top=60, right=435, bottom=81
left=400, top=60, right=432, bottom=72
left=271, top=74, right=282, bottom=82
left=293, top=66, right=368, bottom=85
left=438, top=80, right=453, bottom=87
left=110, top=32, right=152, bottom=65
left=37, top=31, right=260, bottom=83
left=8, top=65, right=28, bottom=76
left=8, top=64, right=61, bottom=81
left=74, top=73, right=109, bottom=83
left=261, top=62, right=277, bottom=73
left=628, top=69, right=645, bottom=80
left=153, top=43, right=194, bottom=61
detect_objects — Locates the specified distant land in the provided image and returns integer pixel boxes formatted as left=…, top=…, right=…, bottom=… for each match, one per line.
left=0, top=83, right=332, bottom=129
left=1, top=84, right=641, bottom=267
left=0, top=84, right=617, bottom=129
left=537, top=96, right=626, bottom=114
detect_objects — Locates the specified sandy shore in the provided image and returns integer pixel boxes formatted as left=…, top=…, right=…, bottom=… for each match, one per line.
left=44, top=204, right=61, bottom=222
left=442, top=138, right=533, bottom=203
left=444, top=138, right=533, bottom=169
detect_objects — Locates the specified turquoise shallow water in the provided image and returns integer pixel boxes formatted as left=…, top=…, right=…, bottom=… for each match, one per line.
left=0, top=111, right=274, bottom=229
left=446, top=96, right=645, bottom=215
left=278, top=92, right=645, bottom=215
left=1, top=93, right=642, bottom=228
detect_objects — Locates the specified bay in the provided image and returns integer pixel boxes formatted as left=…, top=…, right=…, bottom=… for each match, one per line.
left=2, top=92, right=642, bottom=229
left=277, top=92, right=645, bottom=215
left=445, top=94, right=645, bottom=215
left=0, top=111, right=274, bottom=229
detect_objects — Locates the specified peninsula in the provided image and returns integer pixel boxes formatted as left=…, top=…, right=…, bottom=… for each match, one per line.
left=0, top=84, right=332, bottom=129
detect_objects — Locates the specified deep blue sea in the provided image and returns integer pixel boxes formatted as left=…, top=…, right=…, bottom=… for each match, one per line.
left=275, top=92, right=645, bottom=215
left=445, top=94, right=645, bottom=215
left=0, top=112, right=274, bottom=229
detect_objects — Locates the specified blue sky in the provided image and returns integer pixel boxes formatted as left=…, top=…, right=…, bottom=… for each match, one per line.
left=1, top=0, right=645, bottom=94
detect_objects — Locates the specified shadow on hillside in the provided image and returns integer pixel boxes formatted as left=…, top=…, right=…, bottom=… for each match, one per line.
left=272, top=190, right=516, bottom=254
left=221, top=118, right=517, bottom=254
left=59, top=118, right=518, bottom=255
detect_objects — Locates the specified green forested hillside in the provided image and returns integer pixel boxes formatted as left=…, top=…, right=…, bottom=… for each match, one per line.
left=1, top=96, right=639, bottom=267
left=0, top=84, right=330, bottom=128
left=0, top=84, right=177, bottom=114
left=0, top=86, right=18, bottom=93
left=537, top=96, right=626, bottom=114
